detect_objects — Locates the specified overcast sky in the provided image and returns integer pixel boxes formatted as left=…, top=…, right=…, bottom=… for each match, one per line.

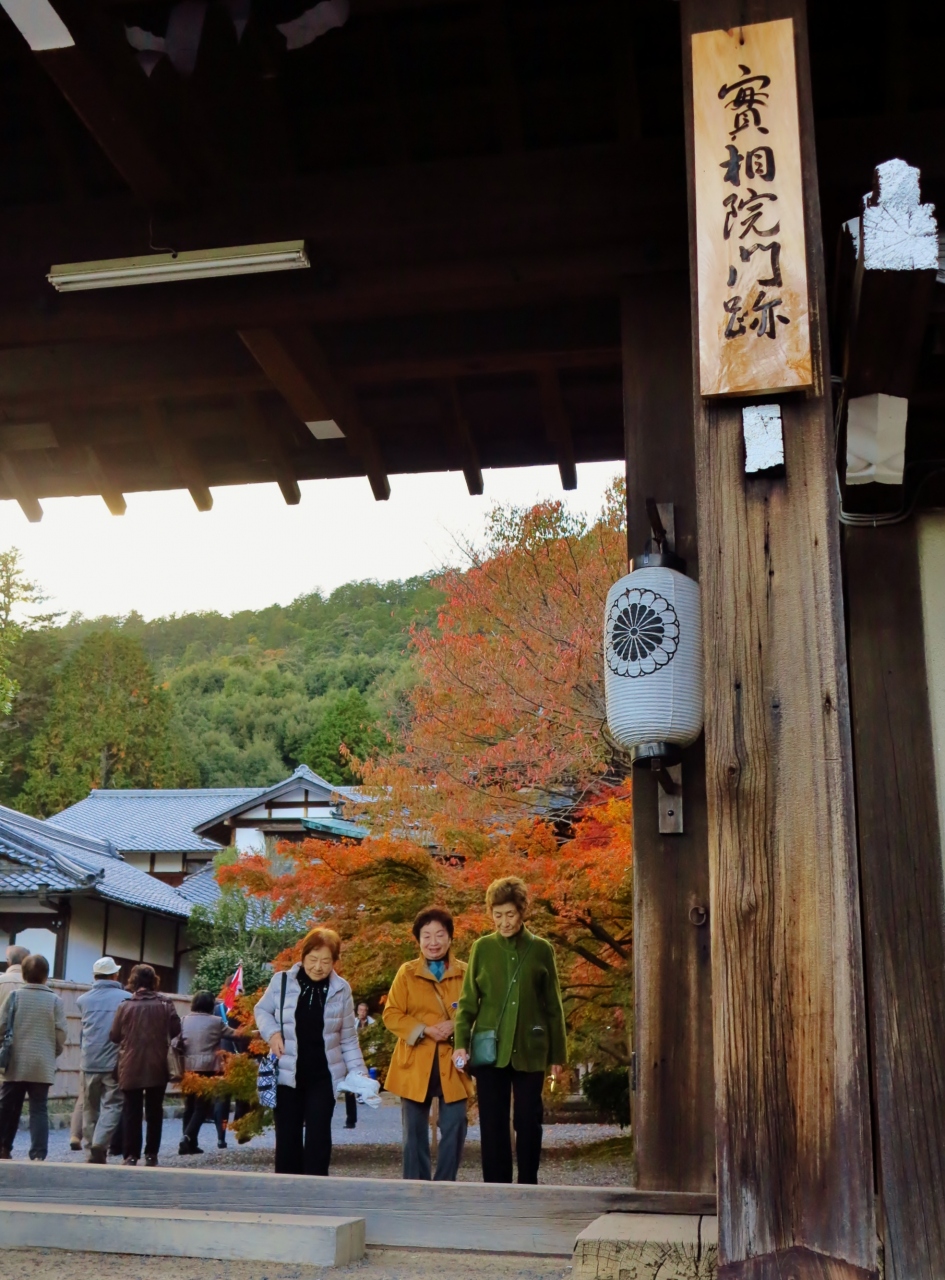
left=0, top=462, right=623, bottom=622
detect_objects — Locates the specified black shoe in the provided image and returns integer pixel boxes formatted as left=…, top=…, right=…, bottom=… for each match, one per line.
left=123, top=1156, right=138, bottom=1166
left=344, top=1121, right=357, bottom=1129
left=0, top=1148, right=11, bottom=1160
left=88, top=1147, right=107, bottom=1164
left=217, top=1139, right=227, bottom=1149
left=144, top=1154, right=158, bottom=1167
left=29, top=1154, right=46, bottom=1161
left=69, top=1140, right=81, bottom=1151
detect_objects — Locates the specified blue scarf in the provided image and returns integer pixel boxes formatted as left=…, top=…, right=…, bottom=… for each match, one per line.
left=427, top=958, right=447, bottom=981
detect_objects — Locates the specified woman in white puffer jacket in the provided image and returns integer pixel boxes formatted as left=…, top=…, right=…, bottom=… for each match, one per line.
left=255, top=927, right=367, bottom=1175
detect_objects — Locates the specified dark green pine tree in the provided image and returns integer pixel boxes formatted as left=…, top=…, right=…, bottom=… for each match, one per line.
left=20, top=631, right=196, bottom=816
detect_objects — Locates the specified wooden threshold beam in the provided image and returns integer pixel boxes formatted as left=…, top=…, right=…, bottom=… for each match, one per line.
left=535, top=364, right=577, bottom=490
left=239, top=328, right=390, bottom=501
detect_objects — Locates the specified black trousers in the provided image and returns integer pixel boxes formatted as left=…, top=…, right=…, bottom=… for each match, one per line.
left=122, top=1084, right=166, bottom=1159
left=475, top=1065, right=544, bottom=1184
left=274, top=1076, right=335, bottom=1175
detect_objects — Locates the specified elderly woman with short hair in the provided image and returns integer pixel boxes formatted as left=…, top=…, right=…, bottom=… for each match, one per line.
left=383, top=906, right=473, bottom=1181
left=453, top=876, right=567, bottom=1184
left=255, top=927, right=367, bottom=1176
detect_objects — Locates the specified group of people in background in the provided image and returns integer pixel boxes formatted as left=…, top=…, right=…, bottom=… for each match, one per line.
left=0, top=946, right=246, bottom=1165
left=258, top=875, right=566, bottom=1185
left=0, top=873, right=567, bottom=1183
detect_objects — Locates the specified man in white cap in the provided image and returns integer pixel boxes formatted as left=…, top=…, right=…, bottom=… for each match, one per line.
left=76, top=958, right=130, bottom=1162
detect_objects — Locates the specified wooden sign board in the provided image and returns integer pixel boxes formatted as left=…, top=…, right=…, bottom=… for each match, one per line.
left=692, top=18, right=812, bottom=397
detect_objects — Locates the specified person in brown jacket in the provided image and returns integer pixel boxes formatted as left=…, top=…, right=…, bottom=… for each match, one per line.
left=109, top=964, right=181, bottom=1166
left=383, top=907, right=473, bottom=1181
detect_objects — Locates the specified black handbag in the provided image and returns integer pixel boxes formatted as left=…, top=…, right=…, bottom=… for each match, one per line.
left=469, top=938, right=533, bottom=1069
left=0, top=991, right=17, bottom=1072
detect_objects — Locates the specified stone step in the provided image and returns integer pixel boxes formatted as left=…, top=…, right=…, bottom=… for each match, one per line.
left=0, top=1199, right=365, bottom=1267
left=572, top=1212, right=719, bottom=1279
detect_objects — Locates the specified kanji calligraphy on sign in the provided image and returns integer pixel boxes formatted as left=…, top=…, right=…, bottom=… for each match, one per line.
left=692, top=18, right=812, bottom=396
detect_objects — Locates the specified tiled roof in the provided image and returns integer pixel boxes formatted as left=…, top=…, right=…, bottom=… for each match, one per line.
left=176, top=863, right=221, bottom=909
left=49, top=786, right=264, bottom=854
left=0, top=805, right=192, bottom=919
left=194, top=765, right=359, bottom=834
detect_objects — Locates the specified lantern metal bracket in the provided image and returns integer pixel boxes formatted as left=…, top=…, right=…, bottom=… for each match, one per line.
left=656, top=762, right=684, bottom=835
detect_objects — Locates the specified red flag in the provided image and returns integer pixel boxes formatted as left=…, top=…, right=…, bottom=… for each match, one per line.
left=220, top=963, right=243, bottom=1011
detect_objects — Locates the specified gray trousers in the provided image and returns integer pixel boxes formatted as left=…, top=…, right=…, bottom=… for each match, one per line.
left=401, top=1095, right=467, bottom=1181
left=83, top=1070, right=123, bottom=1150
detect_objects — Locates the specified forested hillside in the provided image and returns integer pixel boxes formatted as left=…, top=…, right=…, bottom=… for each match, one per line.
left=0, top=571, right=442, bottom=813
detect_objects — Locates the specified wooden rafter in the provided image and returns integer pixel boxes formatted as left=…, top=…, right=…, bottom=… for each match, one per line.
left=23, top=1, right=188, bottom=208
left=446, top=382, right=484, bottom=496
left=236, top=395, right=302, bottom=506
left=239, top=328, right=391, bottom=501
left=535, top=364, right=577, bottom=490
left=0, top=453, right=43, bottom=522
left=141, top=401, right=212, bottom=511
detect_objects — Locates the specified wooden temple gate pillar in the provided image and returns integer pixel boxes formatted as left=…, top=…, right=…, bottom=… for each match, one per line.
left=622, top=275, right=715, bottom=1195
left=676, top=2, right=877, bottom=1277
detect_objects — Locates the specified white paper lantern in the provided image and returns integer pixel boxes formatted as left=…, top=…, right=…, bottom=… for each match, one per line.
left=604, top=559, right=704, bottom=763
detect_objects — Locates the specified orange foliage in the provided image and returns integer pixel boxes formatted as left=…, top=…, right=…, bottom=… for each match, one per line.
left=219, top=483, right=633, bottom=1064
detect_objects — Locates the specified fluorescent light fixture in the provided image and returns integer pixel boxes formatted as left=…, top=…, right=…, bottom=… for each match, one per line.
left=306, top=419, right=345, bottom=440
left=0, top=0, right=74, bottom=50
left=47, top=241, right=310, bottom=292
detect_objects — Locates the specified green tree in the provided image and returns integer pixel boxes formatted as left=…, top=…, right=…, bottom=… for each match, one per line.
left=301, top=686, right=384, bottom=785
left=0, top=549, right=55, bottom=780
left=20, top=631, right=196, bottom=815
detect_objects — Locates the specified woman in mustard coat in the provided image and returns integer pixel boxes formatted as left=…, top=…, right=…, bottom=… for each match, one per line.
left=383, top=906, right=473, bottom=1180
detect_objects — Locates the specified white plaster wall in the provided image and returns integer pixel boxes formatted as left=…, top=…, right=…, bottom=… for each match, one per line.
left=235, top=826, right=266, bottom=855
left=64, top=898, right=107, bottom=983
left=917, top=512, right=945, bottom=905
left=12, top=927, right=57, bottom=966
left=177, top=948, right=199, bottom=995
left=143, top=915, right=177, bottom=968
left=106, top=904, right=143, bottom=960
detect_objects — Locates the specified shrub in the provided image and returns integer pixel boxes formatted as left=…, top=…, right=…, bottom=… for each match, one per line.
left=580, top=1065, right=631, bottom=1128
left=191, top=947, right=271, bottom=999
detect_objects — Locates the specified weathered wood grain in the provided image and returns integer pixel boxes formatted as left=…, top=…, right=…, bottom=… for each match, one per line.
left=846, top=521, right=945, bottom=1280
left=622, top=275, right=715, bottom=1195
left=680, top=3, right=876, bottom=1277
left=0, top=1163, right=716, bottom=1256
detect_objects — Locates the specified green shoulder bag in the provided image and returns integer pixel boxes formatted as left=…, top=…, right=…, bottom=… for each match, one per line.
left=469, top=938, right=533, bottom=1069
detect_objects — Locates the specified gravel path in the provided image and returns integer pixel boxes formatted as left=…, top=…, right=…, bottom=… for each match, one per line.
left=1, top=1247, right=572, bottom=1280
left=28, top=1098, right=632, bottom=1185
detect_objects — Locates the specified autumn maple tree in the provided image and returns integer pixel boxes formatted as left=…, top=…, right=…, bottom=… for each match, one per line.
left=208, top=481, right=634, bottom=1126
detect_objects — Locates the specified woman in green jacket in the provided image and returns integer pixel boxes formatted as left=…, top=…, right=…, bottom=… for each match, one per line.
left=453, top=876, right=567, bottom=1184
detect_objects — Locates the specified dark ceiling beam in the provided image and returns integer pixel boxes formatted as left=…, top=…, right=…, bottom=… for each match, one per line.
left=239, top=328, right=391, bottom=501
left=16, top=1, right=189, bottom=208
left=0, top=246, right=655, bottom=348
left=481, top=0, right=524, bottom=152
left=346, top=346, right=620, bottom=385
left=0, top=370, right=270, bottom=416
left=536, top=363, right=577, bottom=491
left=236, top=394, right=302, bottom=506
left=447, top=381, right=484, bottom=496
left=141, top=401, right=213, bottom=510
left=0, top=453, right=43, bottom=521
left=0, top=141, right=681, bottom=272
left=84, top=444, right=127, bottom=515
